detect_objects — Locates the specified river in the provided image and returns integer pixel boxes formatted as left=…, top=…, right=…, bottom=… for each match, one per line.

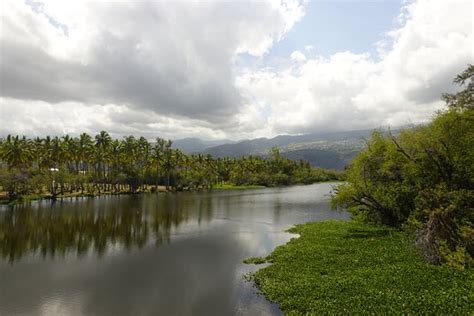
left=0, top=182, right=349, bottom=316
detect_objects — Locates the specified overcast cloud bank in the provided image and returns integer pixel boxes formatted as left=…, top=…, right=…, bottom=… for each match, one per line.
left=0, top=0, right=472, bottom=140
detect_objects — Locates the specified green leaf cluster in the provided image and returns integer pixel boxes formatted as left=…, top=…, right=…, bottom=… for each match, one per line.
left=332, top=65, right=474, bottom=267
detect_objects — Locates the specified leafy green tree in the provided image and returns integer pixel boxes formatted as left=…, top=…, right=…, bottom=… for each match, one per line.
left=152, top=137, right=167, bottom=189
left=333, top=65, right=473, bottom=267
left=1, top=131, right=339, bottom=199
left=78, top=133, right=93, bottom=173
left=1, top=135, right=32, bottom=170
left=442, top=64, right=473, bottom=109
left=94, top=130, right=112, bottom=180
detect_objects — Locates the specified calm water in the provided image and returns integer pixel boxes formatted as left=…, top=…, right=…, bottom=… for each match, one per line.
left=0, top=183, right=348, bottom=316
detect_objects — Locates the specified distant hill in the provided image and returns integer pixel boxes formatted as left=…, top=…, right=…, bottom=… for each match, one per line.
left=203, top=129, right=373, bottom=155
left=172, top=138, right=235, bottom=154
left=280, top=148, right=359, bottom=170
left=174, top=128, right=400, bottom=170
left=200, top=129, right=377, bottom=169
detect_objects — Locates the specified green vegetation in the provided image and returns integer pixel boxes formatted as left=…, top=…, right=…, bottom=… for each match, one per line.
left=333, top=65, right=473, bottom=268
left=244, top=66, right=473, bottom=314
left=0, top=132, right=341, bottom=203
left=243, top=256, right=266, bottom=264
left=248, top=221, right=473, bottom=315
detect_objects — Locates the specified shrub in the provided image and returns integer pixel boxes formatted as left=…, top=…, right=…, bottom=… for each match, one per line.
left=332, top=66, right=474, bottom=267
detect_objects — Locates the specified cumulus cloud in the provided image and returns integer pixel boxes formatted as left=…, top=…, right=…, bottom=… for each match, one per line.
left=290, top=50, right=306, bottom=62
left=0, top=97, right=230, bottom=140
left=0, top=0, right=304, bottom=137
left=0, top=0, right=471, bottom=140
left=236, top=0, right=473, bottom=137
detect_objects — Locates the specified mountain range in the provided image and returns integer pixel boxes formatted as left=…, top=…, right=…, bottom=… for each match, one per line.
left=172, top=128, right=392, bottom=170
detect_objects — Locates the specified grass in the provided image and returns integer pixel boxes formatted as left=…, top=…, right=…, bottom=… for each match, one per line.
left=246, top=220, right=473, bottom=315
left=213, top=183, right=266, bottom=190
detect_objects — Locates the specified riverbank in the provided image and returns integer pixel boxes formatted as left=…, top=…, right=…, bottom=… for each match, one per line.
left=213, top=184, right=266, bottom=190
left=0, top=186, right=165, bottom=205
left=0, top=183, right=276, bottom=205
left=246, top=220, right=473, bottom=314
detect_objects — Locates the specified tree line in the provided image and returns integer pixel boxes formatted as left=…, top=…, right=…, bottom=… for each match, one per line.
left=332, top=65, right=473, bottom=269
left=0, top=132, right=340, bottom=201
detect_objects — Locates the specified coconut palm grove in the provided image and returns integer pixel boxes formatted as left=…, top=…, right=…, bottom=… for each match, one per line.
left=0, top=134, right=340, bottom=200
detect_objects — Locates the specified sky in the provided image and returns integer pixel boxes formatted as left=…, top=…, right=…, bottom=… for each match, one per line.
left=0, top=0, right=472, bottom=141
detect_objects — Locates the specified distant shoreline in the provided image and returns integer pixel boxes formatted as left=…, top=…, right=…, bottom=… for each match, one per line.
left=0, top=181, right=340, bottom=206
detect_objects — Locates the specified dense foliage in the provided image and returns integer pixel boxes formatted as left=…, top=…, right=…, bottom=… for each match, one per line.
left=332, top=66, right=473, bottom=268
left=248, top=221, right=473, bottom=314
left=0, top=133, right=340, bottom=201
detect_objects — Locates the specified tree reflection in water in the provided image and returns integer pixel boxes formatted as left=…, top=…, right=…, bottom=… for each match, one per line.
left=0, top=193, right=214, bottom=262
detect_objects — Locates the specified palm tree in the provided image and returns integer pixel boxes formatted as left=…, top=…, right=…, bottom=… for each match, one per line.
left=108, top=139, right=122, bottom=188
left=204, top=154, right=217, bottom=188
left=78, top=133, right=93, bottom=174
left=62, top=134, right=77, bottom=173
left=31, top=137, right=44, bottom=171
left=121, top=135, right=140, bottom=192
left=50, top=136, right=63, bottom=169
left=41, top=136, right=53, bottom=170
left=161, top=140, right=174, bottom=190
left=0, top=129, right=327, bottom=200
left=1, top=135, right=32, bottom=170
left=95, top=131, right=112, bottom=180
left=137, top=137, right=151, bottom=189
left=152, top=138, right=167, bottom=190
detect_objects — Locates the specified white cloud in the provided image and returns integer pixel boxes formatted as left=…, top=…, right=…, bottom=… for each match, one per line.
left=0, top=0, right=471, bottom=140
left=290, top=50, right=306, bottom=62
left=236, top=0, right=473, bottom=136
left=0, top=98, right=229, bottom=140
left=0, top=0, right=305, bottom=139
left=236, top=0, right=305, bottom=56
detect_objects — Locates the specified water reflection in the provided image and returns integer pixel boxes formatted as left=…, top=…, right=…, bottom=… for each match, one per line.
left=0, top=183, right=349, bottom=316
left=0, top=194, right=211, bottom=262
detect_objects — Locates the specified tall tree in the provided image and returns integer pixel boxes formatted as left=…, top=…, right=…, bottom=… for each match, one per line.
left=94, top=131, right=112, bottom=180
left=1, top=135, right=32, bottom=170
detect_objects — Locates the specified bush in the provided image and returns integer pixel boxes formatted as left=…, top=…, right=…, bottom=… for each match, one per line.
left=0, top=168, right=32, bottom=199
left=332, top=66, right=474, bottom=267
left=28, top=173, right=48, bottom=194
left=411, top=187, right=473, bottom=267
left=331, top=130, right=417, bottom=226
